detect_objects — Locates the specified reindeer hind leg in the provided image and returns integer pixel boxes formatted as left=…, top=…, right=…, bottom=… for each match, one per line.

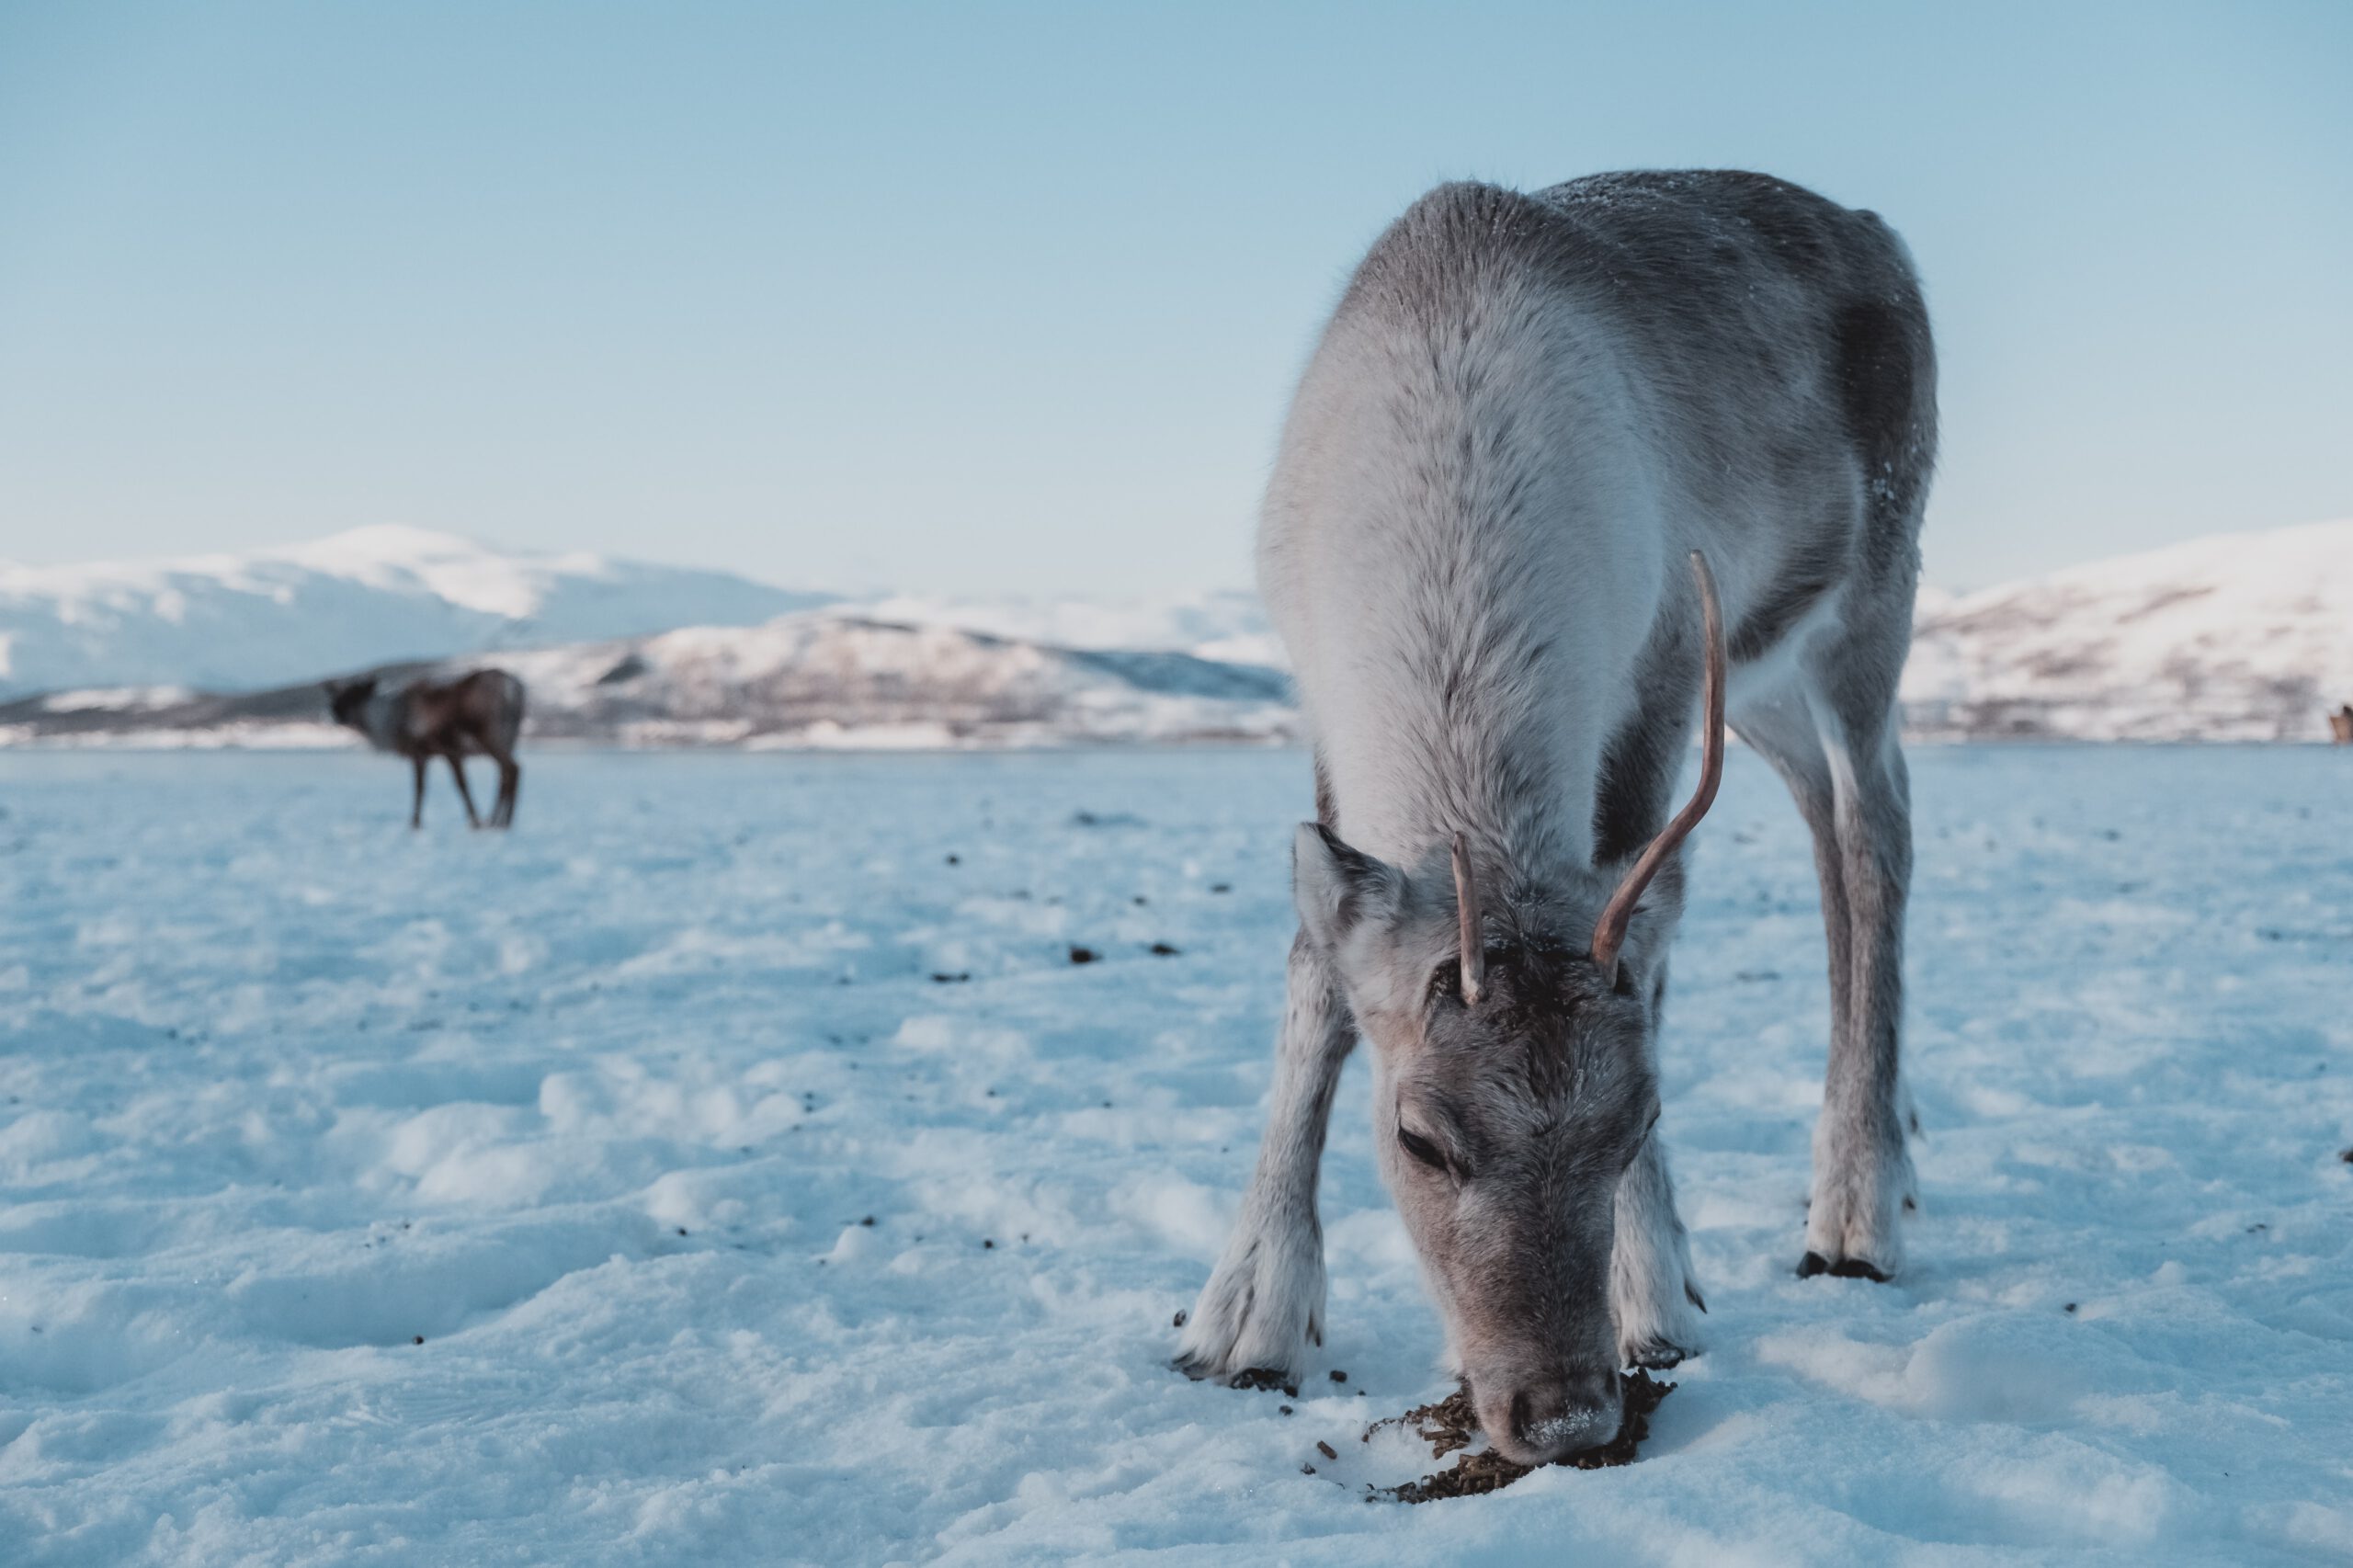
left=493, top=755, right=520, bottom=828
left=445, top=754, right=483, bottom=829
left=1738, top=628, right=1915, bottom=1283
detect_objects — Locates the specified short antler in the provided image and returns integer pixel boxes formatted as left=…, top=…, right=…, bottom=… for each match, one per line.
left=1590, top=551, right=1727, bottom=982
left=1451, top=833, right=1485, bottom=1006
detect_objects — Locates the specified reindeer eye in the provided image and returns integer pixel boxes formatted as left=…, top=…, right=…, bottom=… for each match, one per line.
left=1397, top=1127, right=1449, bottom=1172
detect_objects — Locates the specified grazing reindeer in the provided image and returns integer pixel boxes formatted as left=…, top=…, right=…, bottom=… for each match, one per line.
left=1176, top=172, right=1935, bottom=1464
left=326, top=669, right=526, bottom=829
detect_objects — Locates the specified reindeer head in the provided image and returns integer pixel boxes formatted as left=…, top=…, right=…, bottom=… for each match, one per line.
left=1292, top=552, right=1725, bottom=1466
left=324, top=676, right=379, bottom=731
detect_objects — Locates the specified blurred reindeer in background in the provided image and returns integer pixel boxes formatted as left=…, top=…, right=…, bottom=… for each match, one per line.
left=326, top=669, right=526, bottom=829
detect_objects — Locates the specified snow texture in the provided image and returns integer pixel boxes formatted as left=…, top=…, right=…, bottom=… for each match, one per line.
left=0, top=526, right=830, bottom=699
left=2, top=746, right=2347, bottom=1565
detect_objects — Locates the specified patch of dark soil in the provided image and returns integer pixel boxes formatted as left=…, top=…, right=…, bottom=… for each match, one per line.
left=1365, top=1370, right=1675, bottom=1503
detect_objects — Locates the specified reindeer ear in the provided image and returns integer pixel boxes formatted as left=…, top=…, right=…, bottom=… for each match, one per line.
left=1292, top=823, right=1403, bottom=954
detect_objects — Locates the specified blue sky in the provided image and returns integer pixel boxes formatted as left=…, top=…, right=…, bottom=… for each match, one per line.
left=2, top=2, right=2346, bottom=596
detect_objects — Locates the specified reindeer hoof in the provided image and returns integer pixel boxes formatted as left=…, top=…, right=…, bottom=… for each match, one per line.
left=1797, top=1251, right=1891, bottom=1282
left=1171, top=1355, right=1299, bottom=1397
left=1228, top=1367, right=1302, bottom=1397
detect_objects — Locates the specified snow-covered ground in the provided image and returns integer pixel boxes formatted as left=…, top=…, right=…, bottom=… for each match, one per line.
left=2, top=748, right=2348, bottom=1565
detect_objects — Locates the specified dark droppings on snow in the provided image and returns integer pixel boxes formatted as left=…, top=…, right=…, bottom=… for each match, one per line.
left=1148, top=942, right=1181, bottom=956
left=1364, top=1371, right=1675, bottom=1503
left=1231, top=1367, right=1301, bottom=1398
left=1068, top=946, right=1099, bottom=965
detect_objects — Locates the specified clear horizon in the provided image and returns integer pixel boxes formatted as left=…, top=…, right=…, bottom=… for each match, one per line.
left=3, top=2, right=2347, bottom=597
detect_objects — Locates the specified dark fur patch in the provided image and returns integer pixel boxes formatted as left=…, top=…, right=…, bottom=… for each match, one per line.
left=1833, top=297, right=1930, bottom=513
left=1591, top=618, right=1697, bottom=864
left=1729, top=556, right=1843, bottom=663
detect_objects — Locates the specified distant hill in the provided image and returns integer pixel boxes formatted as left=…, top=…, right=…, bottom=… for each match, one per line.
left=1903, top=517, right=2353, bottom=742
left=828, top=588, right=1283, bottom=669
left=0, top=525, right=830, bottom=699
left=0, top=616, right=1298, bottom=750
left=5, top=518, right=2348, bottom=747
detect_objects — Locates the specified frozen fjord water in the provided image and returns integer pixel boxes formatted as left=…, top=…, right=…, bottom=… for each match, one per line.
left=0, top=746, right=2347, bottom=1566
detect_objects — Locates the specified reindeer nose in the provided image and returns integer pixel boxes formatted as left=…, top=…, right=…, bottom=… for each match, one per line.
left=1495, top=1371, right=1622, bottom=1465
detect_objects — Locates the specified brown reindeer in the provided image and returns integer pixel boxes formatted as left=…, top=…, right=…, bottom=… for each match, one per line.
left=2330, top=704, right=2352, bottom=744
left=326, top=669, right=526, bottom=829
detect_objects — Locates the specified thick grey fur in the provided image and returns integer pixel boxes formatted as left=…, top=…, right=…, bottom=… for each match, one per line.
left=1174, top=170, right=1936, bottom=1465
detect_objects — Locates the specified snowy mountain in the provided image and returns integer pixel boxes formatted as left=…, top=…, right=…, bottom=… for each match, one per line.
left=0, top=614, right=1298, bottom=749
left=1903, top=517, right=2353, bottom=742
left=5, top=518, right=2348, bottom=747
left=828, top=588, right=1283, bottom=668
left=0, top=525, right=831, bottom=699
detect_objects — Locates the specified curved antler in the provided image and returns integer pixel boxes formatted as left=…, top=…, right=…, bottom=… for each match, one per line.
left=1450, top=833, right=1485, bottom=1005
left=1590, top=551, right=1727, bottom=981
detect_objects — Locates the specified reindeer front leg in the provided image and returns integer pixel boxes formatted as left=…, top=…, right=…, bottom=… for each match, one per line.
left=410, top=754, right=428, bottom=829
left=1612, top=1130, right=1707, bottom=1366
left=1176, top=930, right=1354, bottom=1385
